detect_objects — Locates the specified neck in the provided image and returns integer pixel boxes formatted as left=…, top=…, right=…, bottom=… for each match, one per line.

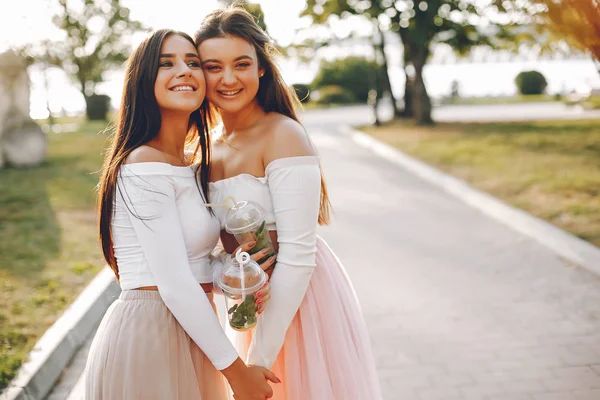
left=220, top=100, right=266, bottom=136
left=154, top=110, right=191, bottom=161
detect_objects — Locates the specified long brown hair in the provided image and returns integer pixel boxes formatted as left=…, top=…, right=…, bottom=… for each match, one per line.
left=194, top=7, right=331, bottom=225
left=97, top=29, right=212, bottom=279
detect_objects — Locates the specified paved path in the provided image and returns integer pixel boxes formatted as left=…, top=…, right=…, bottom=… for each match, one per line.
left=47, top=115, right=600, bottom=400
left=300, top=102, right=600, bottom=126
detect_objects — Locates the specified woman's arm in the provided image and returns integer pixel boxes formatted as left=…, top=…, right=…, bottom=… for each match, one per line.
left=246, top=121, right=321, bottom=368
left=120, top=168, right=239, bottom=370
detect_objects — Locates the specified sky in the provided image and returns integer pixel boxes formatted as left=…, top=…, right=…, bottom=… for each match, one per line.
left=0, top=0, right=324, bottom=118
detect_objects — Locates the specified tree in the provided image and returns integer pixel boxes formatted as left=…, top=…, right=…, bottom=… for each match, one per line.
left=24, top=0, right=146, bottom=120
left=218, top=0, right=269, bottom=33
left=302, top=1, right=521, bottom=125
left=515, top=70, right=548, bottom=95
left=312, top=56, right=379, bottom=102
left=299, top=5, right=406, bottom=118
left=534, top=0, right=600, bottom=70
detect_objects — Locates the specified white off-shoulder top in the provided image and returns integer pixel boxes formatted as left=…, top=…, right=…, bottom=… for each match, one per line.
left=209, top=156, right=321, bottom=368
left=112, top=162, right=238, bottom=370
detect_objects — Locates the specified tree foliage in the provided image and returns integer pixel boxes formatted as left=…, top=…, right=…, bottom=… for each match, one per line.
left=515, top=70, right=548, bottom=95
left=218, top=0, right=269, bottom=33
left=312, top=56, right=379, bottom=103
left=534, top=0, right=600, bottom=61
left=301, top=0, right=527, bottom=125
left=22, top=0, right=146, bottom=119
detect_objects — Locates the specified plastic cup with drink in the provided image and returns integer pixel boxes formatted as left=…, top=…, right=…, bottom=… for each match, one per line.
left=216, top=249, right=268, bottom=331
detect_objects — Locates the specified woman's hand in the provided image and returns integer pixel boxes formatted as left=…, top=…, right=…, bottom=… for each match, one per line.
left=223, top=359, right=279, bottom=400
left=232, top=241, right=275, bottom=313
left=232, top=365, right=280, bottom=400
left=232, top=241, right=276, bottom=276
left=255, top=282, right=270, bottom=314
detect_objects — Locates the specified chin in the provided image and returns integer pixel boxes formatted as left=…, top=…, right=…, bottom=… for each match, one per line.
left=214, top=99, right=254, bottom=114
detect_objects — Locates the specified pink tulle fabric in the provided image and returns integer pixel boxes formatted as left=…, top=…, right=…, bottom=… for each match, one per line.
left=85, top=291, right=230, bottom=399
left=231, top=236, right=383, bottom=400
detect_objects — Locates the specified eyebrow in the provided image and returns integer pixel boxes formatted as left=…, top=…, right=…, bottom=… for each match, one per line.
left=159, top=53, right=201, bottom=59
left=200, top=55, right=254, bottom=65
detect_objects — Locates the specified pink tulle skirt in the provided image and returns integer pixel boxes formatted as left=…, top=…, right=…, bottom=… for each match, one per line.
left=85, top=290, right=230, bottom=400
left=232, top=236, right=383, bottom=400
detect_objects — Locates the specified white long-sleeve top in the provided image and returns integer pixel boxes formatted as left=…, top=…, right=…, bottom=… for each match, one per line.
left=209, top=156, right=321, bottom=368
left=113, top=162, right=239, bottom=370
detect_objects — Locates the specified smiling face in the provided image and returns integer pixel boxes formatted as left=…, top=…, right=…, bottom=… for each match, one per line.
left=154, top=34, right=206, bottom=113
left=197, top=35, right=264, bottom=115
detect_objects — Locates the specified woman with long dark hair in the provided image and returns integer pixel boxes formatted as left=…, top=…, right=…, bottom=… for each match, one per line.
left=87, top=29, right=277, bottom=400
left=195, top=7, right=383, bottom=400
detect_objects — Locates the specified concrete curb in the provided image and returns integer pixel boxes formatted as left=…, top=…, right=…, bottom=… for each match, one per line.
left=1, top=267, right=120, bottom=400
left=343, top=125, right=600, bottom=277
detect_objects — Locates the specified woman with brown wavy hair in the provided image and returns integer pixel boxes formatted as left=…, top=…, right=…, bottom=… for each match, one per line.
left=195, top=7, right=383, bottom=400
left=86, top=28, right=278, bottom=400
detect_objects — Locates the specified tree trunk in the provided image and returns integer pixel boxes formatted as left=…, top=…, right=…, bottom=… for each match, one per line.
left=398, top=44, right=414, bottom=118
left=78, top=76, right=91, bottom=120
left=412, top=47, right=433, bottom=125
left=43, top=64, right=55, bottom=126
left=396, top=28, right=414, bottom=118
left=376, top=25, right=400, bottom=118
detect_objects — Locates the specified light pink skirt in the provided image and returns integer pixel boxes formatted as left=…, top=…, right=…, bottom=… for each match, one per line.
left=85, top=290, right=230, bottom=400
left=233, top=236, right=383, bottom=400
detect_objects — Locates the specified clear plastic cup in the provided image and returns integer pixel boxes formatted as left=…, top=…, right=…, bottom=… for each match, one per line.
left=216, top=251, right=268, bottom=331
left=224, top=201, right=275, bottom=266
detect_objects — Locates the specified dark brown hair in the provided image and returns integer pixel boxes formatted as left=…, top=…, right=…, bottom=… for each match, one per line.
left=194, top=7, right=331, bottom=225
left=98, top=29, right=211, bottom=279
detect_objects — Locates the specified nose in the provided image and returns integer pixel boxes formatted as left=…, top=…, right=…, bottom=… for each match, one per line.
left=221, top=67, right=237, bottom=86
left=176, top=61, right=192, bottom=78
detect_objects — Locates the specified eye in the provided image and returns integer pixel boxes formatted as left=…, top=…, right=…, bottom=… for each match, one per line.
left=204, top=65, right=221, bottom=71
left=187, top=60, right=201, bottom=68
left=159, top=61, right=172, bottom=67
left=237, top=62, right=251, bottom=68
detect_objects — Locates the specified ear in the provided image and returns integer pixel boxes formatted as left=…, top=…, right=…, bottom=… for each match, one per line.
left=259, top=67, right=265, bottom=78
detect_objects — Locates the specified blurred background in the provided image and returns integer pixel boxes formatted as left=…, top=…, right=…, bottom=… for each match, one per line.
left=1, top=0, right=599, bottom=394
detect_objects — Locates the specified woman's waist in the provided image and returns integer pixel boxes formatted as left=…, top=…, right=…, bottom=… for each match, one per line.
left=134, top=282, right=213, bottom=294
left=118, top=288, right=214, bottom=301
left=118, top=260, right=214, bottom=291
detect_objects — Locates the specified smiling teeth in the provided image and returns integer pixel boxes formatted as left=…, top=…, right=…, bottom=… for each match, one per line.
left=173, top=86, right=194, bottom=92
left=220, top=90, right=241, bottom=95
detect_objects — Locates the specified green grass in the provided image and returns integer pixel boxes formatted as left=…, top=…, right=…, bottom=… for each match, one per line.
left=361, top=119, right=600, bottom=247
left=0, top=121, right=110, bottom=390
left=583, top=96, right=600, bottom=110
left=440, top=94, right=559, bottom=106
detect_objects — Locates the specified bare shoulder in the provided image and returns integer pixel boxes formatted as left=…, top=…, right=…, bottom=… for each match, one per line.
left=211, top=138, right=228, bottom=154
left=125, top=145, right=169, bottom=164
left=263, top=114, right=316, bottom=162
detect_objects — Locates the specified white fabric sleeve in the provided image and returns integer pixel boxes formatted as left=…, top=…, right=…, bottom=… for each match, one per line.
left=246, top=157, right=321, bottom=368
left=119, top=172, right=239, bottom=370
left=210, top=243, right=230, bottom=295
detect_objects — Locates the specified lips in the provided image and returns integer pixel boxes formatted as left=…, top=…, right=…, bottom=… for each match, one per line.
left=217, top=89, right=243, bottom=97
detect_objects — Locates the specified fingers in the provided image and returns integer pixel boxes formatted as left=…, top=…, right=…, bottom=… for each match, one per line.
left=250, top=248, right=269, bottom=262
left=231, top=241, right=256, bottom=258
left=266, top=386, right=274, bottom=398
left=256, top=283, right=270, bottom=314
left=262, top=368, right=281, bottom=384
left=257, top=253, right=276, bottom=271
left=257, top=291, right=270, bottom=313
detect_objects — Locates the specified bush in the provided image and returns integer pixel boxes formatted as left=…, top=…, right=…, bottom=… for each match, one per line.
left=291, top=84, right=311, bottom=103
left=85, top=94, right=111, bottom=121
left=315, top=85, right=357, bottom=105
left=312, top=57, right=378, bottom=103
left=515, top=71, right=548, bottom=95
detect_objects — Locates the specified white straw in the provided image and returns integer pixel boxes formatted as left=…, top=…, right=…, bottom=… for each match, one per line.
left=235, top=249, right=248, bottom=302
